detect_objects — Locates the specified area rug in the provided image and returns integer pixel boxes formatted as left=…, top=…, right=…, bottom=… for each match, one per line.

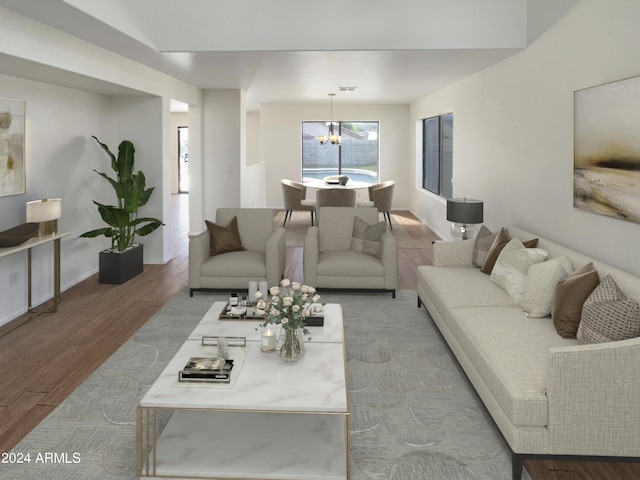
left=3, top=289, right=531, bottom=480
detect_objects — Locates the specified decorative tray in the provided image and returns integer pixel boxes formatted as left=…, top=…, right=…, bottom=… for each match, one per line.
left=218, top=302, right=266, bottom=320
left=218, top=302, right=324, bottom=325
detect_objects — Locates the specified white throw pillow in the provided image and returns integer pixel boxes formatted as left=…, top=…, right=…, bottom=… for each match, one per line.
left=490, top=238, right=548, bottom=305
left=521, top=256, right=574, bottom=317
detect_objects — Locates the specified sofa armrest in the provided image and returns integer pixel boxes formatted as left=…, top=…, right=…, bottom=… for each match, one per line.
left=432, top=239, right=475, bottom=267
left=380, top=231, right=398, bottom=290
left=546, top=337, right=640, bottom=456
left=303, top=226, right=319, bottom=286
left=189, top=230, right=210, bottom=288
left=265, top=227, right=286, bottom=287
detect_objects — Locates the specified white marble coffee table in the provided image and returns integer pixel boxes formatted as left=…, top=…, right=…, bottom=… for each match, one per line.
left=137, top=303, right=349, bottom=480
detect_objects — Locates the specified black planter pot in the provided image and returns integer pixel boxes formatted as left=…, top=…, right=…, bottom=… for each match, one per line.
left=99, top=244, right=143, bottom=284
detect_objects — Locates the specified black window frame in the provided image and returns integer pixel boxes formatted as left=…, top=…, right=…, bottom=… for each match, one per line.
left=422, top=113, right=453, bottom=199
left=301, top=121, right=380, bottom=184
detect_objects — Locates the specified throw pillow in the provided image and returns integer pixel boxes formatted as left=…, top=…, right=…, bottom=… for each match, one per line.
left=577, top=275, right=640, bottom=344
left=551, top=262, right=600, bottom=338
left=522, top=256, right=574, bottom=318
left=490, top=238, right=548, bottom=304
left=351, top=216, right=386, bottom=257
left=481, top=228, right=539, bottom=275
left=472, top=225, right=496, bottom=268
left=205, top=216, right=246, bottom=256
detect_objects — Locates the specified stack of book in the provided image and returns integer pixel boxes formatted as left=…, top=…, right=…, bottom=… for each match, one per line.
left=178, top=357, right=234, bottom=383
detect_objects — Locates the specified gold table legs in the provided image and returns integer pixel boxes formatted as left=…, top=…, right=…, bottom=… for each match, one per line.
left=27, top=237, right=62, bottom=318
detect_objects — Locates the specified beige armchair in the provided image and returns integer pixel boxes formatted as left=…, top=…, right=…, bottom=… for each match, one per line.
left=303, top=207, right=397, bottom=297
left=281, top=179, right=316, bottom=226
left=189, top=208, right=285, bottom=295
left=357, top=180, right=395, bottom=229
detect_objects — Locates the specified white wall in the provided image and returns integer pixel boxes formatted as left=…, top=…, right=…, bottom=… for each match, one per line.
left=110, top=95, right=168, bottom=264
left=0, top=7, right=203, bottom=327
left=241, top=111, right=266, bottom=208
left=410, top=0, right=640, bottom=276
left=260, top=103, right=410, bottom=208
left=199, top=90, right=245, bottom=224
left=0, top=74, right=113, bottom=324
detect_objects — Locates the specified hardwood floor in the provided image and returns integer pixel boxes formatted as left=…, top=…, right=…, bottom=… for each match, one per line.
left=0, top=196, right=637, bottom=479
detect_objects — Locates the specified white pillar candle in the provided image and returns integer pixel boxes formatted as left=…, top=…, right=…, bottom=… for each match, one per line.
left=259, top=280, right=269, bottom=299
left=261, top=328, right=276, bottom=352
left=248, top=281, right=258, bottom=302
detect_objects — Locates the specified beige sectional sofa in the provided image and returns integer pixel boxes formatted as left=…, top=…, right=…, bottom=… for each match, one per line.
left=416, top=226, right=640, bottom=479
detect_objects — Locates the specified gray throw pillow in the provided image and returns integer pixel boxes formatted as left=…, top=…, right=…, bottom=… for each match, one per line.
left=577, top=274, right=640, bottom=344
left=472, top=225, right=496, bottom=268
left=351, top=216, right=386, bottom=257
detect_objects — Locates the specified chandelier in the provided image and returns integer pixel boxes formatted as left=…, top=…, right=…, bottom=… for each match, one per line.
left=318, top=93, right=341, bottom=145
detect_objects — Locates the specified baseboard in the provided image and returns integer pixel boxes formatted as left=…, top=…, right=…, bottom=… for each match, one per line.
left=0, top=312, right=29, bottom=337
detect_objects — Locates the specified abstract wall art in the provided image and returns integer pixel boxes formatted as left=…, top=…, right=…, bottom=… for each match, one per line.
left=574, top=76, right=640, bottom=224
left=0, top=97, right=25, bottom=197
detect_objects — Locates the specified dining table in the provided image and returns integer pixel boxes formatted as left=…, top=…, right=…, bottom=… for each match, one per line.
left=303, top=178, right=372, bottom=190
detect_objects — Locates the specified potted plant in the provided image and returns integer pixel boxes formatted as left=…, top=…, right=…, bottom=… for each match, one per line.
left=80, top=136, right=163, bottom=284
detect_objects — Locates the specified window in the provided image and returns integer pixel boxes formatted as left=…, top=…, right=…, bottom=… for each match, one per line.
left=302, top=121, right=379, bottom=183
left=422, top=113, right=453, bottom=199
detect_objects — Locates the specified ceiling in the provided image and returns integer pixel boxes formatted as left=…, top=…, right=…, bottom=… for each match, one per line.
left=0, top=0, right=577, bottom=111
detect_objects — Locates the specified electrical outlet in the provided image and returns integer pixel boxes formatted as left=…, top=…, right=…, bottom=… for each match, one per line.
left=9, top=271, right=19, bottom=286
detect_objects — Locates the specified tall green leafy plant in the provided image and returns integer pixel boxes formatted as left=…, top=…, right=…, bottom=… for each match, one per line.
left=80, top=136, right=163, bottom=252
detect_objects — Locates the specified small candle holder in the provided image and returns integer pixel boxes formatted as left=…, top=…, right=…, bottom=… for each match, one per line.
left=261, top=328, right=276, bottom=352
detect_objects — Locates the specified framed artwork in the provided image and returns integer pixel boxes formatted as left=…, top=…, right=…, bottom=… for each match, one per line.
left=574, top=76, right=640, bottom=224
left=0, top=97, right=25, bottom=197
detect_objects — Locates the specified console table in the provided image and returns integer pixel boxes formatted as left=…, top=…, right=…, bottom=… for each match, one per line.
left=0, top=232, right=70, bottom=320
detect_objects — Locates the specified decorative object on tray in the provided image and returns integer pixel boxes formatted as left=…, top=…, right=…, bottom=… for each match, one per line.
left=178, top=357, right=234, bottom=383
left=219, top=302, right=265, bottom=320
left=217, top=336, right=230, bottom=358
left=256, top=278, right=323, bottom=363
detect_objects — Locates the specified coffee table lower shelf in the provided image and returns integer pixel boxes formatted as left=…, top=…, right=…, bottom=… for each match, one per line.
left=138, top=409, right=348, bottom=480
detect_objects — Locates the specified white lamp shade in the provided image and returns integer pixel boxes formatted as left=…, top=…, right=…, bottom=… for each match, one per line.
left=26, top=198, right=62, bottom=222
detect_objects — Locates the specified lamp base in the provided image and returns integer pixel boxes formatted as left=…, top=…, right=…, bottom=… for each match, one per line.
left=450, top=223, right=477, bottom=241
left=38, top=220, right=58, bottom=237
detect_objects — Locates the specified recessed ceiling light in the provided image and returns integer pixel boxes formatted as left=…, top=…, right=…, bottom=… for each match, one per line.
left=338, top=86, right=357, bottom=92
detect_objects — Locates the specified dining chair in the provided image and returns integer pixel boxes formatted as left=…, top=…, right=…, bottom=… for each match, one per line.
left=357, top=180, right=395, bottom=229
left=316, top=188, right=357, bottom=209
left=281, top=179, right=316, bottom=226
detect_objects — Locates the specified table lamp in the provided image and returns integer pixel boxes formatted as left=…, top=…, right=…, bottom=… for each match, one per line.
left=26, top=198, right=62, bottom=236
left=446, top=197, right=483, bottom=240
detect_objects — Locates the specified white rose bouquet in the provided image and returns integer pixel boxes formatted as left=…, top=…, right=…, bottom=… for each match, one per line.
left=255, top=279, right=323, bottom=362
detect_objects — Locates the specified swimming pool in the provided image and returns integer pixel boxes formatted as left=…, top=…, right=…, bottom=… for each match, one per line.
left=302, top=169, right=378, bottom=183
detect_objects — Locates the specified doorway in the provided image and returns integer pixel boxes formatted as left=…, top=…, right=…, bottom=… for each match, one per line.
left=178, top=126, right=189, bottom=193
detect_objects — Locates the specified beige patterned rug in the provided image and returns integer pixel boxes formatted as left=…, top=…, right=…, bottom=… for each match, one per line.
left=4, top=289, right=530, bottom=480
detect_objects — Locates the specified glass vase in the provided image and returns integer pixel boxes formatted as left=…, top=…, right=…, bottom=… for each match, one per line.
left=278, top=327, right=306, bottom=363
